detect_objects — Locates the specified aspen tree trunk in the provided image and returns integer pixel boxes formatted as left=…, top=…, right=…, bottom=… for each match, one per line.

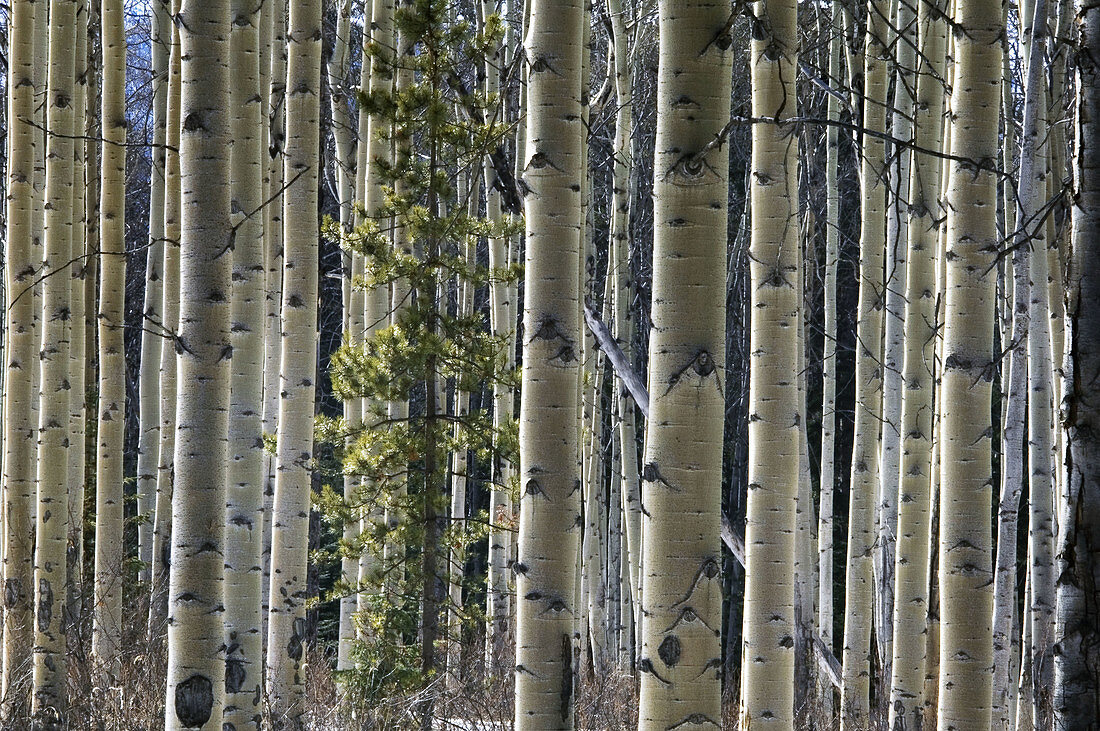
left=355, top=0, right=394, bottom=633
left=1053, top=0, right=1100, bottom=718
left=92, top=0, right=128, bottom=677
left=138, top=0, right=170, bottom=584
left=224, top=0, right=267, bottom=724
left=163, top=1, right=232, bottom=727
left=636, top=0, right=731, bottom=725
left=150, top=0, right=183, bottom=636
left=381, top=2, right=415, bottom=615
left=605, top=0, right=641, bottom=674
left=29, top=0, right=49, bottom=489
left=818, top=1, right=841, bottom=717
left=262, top=0, right=288, bottom=632
left=486, top=0, right=513, bottom=665
left=887, top=0, right=946, bottom=726
left=513, top=0, right=585, bottom=721
left=1046, top=0, right=1071, bottom=514
left=936, top=0, right=1001, bottom=721
left=740, top=1, right=799, bottom=729
left=333, top=0, right=362, bottom=667
left=794, top=259, right=816, bottom=712
left=876, top=0, right=917, bottom=681
left=326, top=0, right=355, bottom=240
left=66, top=5, right=90, bottom=646
left=992, top=0, right=1047, bottom=723
left=265, top=0, right=321, bottom=717
left=32, top=2, right=78, bottom=722
left=1025, top=171, right=1056, bottom=731
left=336, top=46, right=366, bottom=672
left=841, top=0, right=889, bottom=722
left=1, top=0, right=40, bottom=717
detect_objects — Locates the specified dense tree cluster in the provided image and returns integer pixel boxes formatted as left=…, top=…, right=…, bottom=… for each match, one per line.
left=0, top=0, right=1097, bottom=728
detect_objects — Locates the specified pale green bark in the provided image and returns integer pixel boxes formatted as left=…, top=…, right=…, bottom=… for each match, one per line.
left=876, top=0, right=917, bottom=677
left=1, top=0, right=40, bottom=718
left=32, top=2, right=78, bottom=722
left=486, top=1, right=514, bottom=665
left=265, top=0, right=321, bottom=718
left=637, top=0, right=730, bottom=726
left=163, top=1, right=232, bottom=728
left=513, top=0, right=585, bottom=721
left=66, top=5, right=90, bottom=648
left=92, top=0, right=128, bottom=677
left=739, top=0, right=799, bottom=728
left=224, top=0, right=267, bottom=724
left=606, top=0, right=641, bottom=675
left=336, top=43, right=366, bottom=670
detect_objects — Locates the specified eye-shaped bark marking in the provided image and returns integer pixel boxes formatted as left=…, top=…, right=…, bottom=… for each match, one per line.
left=662, top=349, right=723, bottom=396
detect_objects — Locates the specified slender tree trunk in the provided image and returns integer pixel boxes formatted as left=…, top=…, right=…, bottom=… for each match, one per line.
left=606, top=0, right=641, bottom=676
left=355, top=0, right=394, bottom=637
left=164, top=1, right=232, bottom=728
left=265, top=0, right=322, bottom=719
left=876, top=0, right=917, bottom=686
left=841, top=0, right=889, bottom=722
left=336, top=47, right=366, bottom=676
left=92, top=0, right=128, bottom=679
left=446, top=199, right=474, bottom=684
left=818, top=1, right=841, bottom=718
left=1, top=0, right=41, bottom=718
left=513, top=0, right=585, bottom=720
left=887, top=0, right=946, bottom=727
left=32, top=2, right=78, bottom=721
left=262, top=0, right=288, bottom=642
left=66, top=3, right=90, bottom=651
left=138, top=0, right=170, bottom=586
left=486, top=0, right=513, bottom=666
left=739, top=0, right=800, bottom=728
left=936, top=0, right=1002, bottom=722
left=224, top=0, right=267, bottom=724
left=150, top=0, right=183, bottom=638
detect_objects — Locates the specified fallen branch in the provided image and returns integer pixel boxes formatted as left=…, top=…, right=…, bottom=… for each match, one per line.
left=582, top=303, right=649, bottom=417
left=583, top=304, right=842, bottom=688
